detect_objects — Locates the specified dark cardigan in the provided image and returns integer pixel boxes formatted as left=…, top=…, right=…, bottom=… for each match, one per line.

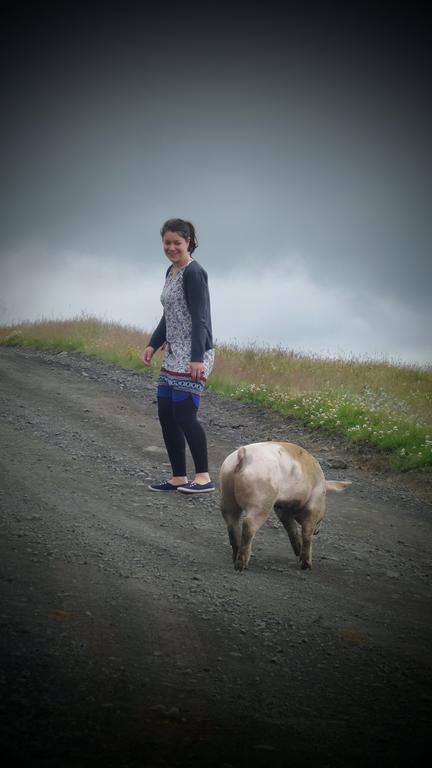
left=149, top=260, right=213, bottom=363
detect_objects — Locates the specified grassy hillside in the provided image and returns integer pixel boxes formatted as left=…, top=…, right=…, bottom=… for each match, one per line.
left=1, top=315, right=431, bottom=471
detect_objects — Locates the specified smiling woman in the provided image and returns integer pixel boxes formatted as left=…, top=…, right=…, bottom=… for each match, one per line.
left=142, top=218, right=216, bottom=494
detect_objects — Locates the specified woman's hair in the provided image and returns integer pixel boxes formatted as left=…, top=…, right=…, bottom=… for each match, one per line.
left=160, top=218, right=198, bottom=254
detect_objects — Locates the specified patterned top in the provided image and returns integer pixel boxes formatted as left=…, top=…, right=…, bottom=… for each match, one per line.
left=149, top=259, right=213, bottom=363
left=160, top=264, right=214, bottom=378
left=161, top=265, right=192, bottom=343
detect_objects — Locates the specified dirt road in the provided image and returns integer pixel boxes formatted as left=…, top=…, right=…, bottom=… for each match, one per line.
left=1, top=346, right=431, bottom=768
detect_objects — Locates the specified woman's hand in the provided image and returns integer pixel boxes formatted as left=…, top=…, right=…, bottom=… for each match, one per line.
left=142, top=346, right=155, bottom=366
left=189, top=362, right=205, bottom=381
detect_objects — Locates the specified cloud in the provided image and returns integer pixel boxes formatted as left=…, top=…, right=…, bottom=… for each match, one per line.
left=210, top=267, right=431, bottom=365
left=1, top=248, right=430, bottom=366
left=0, top=247, right=163, bottom=331
left=1, top=3, right=430, bottom=329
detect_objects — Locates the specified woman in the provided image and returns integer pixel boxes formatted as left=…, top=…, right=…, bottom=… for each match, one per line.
left=142, top=218, right=215, bottom=494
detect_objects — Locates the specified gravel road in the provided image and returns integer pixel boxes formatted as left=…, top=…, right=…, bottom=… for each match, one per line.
left=1, top=345, right=431, bottom=768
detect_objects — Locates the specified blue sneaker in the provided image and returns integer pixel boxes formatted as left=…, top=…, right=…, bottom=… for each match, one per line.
left=148, top=481, right=188, bottom=492
left=177, top=481, right=216, bottom=494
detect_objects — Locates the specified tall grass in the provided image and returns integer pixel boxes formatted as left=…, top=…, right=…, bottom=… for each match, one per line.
left=1, top=315, right=431, bottom=471
left=0, top=315, right=150, bottom=369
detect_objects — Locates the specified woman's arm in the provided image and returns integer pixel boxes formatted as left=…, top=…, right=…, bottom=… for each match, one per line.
left=148, top=314, right=167, bottom=351
left=183, top=264, right=212, bottom=363
left=142, top=314, right=167, bottom=366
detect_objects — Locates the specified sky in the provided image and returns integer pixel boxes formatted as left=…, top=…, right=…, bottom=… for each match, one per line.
left=1, top=1, right=431, bottom=365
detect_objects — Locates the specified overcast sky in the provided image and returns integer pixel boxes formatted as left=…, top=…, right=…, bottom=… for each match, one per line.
left=1, top=1, right=431, bottom=365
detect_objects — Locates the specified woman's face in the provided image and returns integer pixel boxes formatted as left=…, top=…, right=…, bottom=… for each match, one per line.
left=162, top=230, right=190, bottom=265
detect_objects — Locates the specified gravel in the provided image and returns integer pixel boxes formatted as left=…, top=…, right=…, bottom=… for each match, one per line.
left=0, top=345, right=431, bottom=768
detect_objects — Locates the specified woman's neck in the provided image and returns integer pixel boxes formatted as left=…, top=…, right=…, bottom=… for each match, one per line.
left=172, top=256, right=193, bottom=273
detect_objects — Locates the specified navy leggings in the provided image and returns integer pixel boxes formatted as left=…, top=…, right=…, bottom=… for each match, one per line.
left=157, top=395, right=209, bottom=476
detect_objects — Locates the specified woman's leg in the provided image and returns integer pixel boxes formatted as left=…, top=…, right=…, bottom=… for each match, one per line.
left=172, top=394, right=210, bottom=479
left=157, top=395, right=187, bottom=479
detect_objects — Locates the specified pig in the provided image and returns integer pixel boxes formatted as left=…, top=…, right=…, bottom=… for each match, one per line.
left=220, top=441, right=351, bottom=571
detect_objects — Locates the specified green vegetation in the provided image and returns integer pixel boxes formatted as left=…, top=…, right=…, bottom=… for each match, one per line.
left=1, top=315, right=431, bottom=471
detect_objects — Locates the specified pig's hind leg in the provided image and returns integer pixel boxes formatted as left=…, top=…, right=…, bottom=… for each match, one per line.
left=235, top=504, right=272, bottom=572
left=274, top=503, right=301, bottom=559
left=221, top=502, right=243, bottom=564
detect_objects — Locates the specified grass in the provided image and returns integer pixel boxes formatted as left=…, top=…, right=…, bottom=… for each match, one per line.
left=1, top=314, right=431, bottom=472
